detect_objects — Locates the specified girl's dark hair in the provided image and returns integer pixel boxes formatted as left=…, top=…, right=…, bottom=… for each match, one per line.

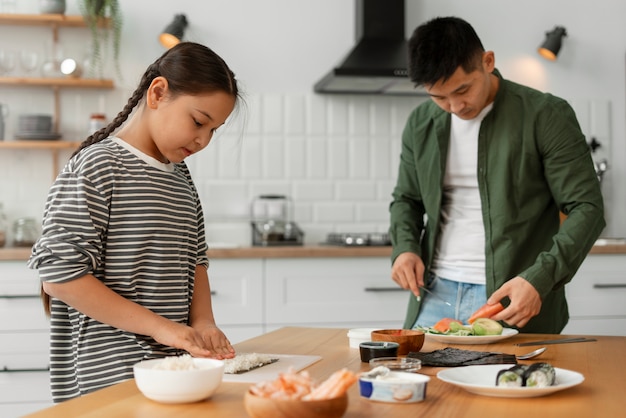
left=72, top=42, right=239, bottom=158
left=407, top=16, right=485, bottom=87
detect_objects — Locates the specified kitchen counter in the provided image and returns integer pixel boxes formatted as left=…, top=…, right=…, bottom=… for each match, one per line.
left=23, top=326, right=626, bottom=418
left=2, top=241, right=626, bottom=260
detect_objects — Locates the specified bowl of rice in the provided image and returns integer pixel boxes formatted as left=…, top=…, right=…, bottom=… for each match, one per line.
left=133, top=354, right=225, bottom=404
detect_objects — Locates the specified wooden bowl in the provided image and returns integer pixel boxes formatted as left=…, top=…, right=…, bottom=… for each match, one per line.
left=370, top=329, right=425, bottom=355
left=244, top=390, right=348, bottom=418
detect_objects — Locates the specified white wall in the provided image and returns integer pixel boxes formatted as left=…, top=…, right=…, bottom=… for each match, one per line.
left=0, top=0, right=624, bottom=246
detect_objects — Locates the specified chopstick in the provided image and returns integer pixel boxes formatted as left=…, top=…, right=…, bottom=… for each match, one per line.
left=515, top=337, right=597, bottom=347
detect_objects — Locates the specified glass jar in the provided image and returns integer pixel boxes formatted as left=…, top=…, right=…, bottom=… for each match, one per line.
left=0, top=203, right=7, bottom=247
left=89, top=113, right=107, bottom=135
left=12, top=217, right=39, bottom=247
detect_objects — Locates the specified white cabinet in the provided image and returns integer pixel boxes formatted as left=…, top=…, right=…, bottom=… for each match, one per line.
left=0, top=261, right=52, bottom=417
left=207, top=259, right=265, bottom=344
left=265, top=258, right=406, bottom=329
left=563, top=254, right=626, bottom=336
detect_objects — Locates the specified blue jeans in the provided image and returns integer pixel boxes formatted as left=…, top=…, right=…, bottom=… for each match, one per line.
left=411, top=274, right=487, bottom=328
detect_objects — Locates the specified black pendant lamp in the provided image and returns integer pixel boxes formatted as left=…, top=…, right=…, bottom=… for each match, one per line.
left=159, top=14, right=188, bottom=49
left=538, top=26, right=567, bottom=61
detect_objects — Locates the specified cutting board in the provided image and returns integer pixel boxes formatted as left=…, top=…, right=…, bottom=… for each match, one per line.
left=222, top=354, right=322, bottom=383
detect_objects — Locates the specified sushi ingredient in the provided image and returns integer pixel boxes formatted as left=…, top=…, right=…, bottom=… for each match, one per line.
left=471, top=318, right=503, bottom=336
left=525, top=362, right=556, bottom=387
left=432, top=318, right=464, bottom=333
left=249, top=367, right=357, bottom=400
left=495, top=362, right=556, bottom=387
left=224, top=353, right=278, bottom=374
left=496, top=365, right=527, bottom=387
left=152, top=354, right=198, bottom=370
left=468, top=302, right=505, bottom=324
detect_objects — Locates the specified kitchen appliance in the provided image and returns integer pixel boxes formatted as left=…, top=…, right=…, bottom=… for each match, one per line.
left=314, top=0, right=426, bottom=95
left=325, top=232, right=391, bottom=246
left=251, top=195, right=304, bottom=246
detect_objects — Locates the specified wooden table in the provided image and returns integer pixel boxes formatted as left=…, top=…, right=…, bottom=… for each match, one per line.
left=24, top=327, right=626, bottom=418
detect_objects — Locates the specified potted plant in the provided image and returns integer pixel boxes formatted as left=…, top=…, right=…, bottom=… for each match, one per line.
left=78, top=0, right=123, bottom=79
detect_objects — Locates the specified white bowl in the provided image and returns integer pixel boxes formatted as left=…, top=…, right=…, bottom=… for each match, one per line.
left=347, top=328, right=378, bottom=348
left=359, top=371, right=430, bottom=403
left=133, top=357, right=225, bottom=404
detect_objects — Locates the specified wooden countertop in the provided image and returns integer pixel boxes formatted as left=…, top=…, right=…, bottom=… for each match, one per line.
left=23, top=326, right=626, bottom=418
left=2, top=242, right=626, bottom=261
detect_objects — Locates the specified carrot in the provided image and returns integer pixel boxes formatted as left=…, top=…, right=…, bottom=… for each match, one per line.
left=467, top=302, right=505, bottom=324
left=432, top=317, right=463, bottom=333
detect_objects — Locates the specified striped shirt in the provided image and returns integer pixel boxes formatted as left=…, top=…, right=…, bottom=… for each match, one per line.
left=28, top=137, right=209, bottom=402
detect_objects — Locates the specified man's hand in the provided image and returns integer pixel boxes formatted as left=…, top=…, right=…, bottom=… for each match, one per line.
left=489, top=277, right=542, bottom=328
left=391, top=252, right=425, bottom=297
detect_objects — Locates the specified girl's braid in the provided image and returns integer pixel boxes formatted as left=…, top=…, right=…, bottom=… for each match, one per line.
left=71, top=63, right=161, bottom=158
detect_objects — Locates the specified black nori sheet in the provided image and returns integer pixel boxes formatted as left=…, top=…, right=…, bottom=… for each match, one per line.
left=407, top=347, right=517, bottom=367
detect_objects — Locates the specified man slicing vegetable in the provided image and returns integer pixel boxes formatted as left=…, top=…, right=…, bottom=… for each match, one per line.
left=389, top=17, right=605, bottom=333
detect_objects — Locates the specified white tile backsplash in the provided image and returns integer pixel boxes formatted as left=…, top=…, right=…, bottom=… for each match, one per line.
left=0, top=93, right=615, bottom=247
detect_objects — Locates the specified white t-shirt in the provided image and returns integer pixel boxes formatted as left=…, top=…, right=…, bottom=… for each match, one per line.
left=431, top=103, right=493, bottom=284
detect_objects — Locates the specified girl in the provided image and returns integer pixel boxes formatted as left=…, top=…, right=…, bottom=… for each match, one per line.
left=28, top=42, right=239, bottom=402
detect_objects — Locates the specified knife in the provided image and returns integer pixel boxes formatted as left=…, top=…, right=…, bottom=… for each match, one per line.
left=417, top=286, right=452, bottom=306
left=515, top=337, right=597, bottom=347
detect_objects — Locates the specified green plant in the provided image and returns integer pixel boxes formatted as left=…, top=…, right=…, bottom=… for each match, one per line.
left=78, top=0, right=123, bottom=79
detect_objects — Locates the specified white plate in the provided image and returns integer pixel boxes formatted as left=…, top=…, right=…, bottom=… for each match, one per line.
left=424, top=327, right=518, bottom=344
left=437, top=364, right=584, bottom=398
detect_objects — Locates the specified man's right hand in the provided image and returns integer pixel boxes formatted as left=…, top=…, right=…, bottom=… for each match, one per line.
left=391, top=252, right=425, bottom=297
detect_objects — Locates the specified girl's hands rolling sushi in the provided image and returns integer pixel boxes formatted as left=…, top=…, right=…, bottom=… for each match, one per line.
left=195, top=322, right=236, bottom=359
left=151, top=321, right=233, bottom=359
left=488, top=276, right=542, bottom=328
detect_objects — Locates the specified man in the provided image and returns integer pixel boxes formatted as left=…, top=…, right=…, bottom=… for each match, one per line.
left=389, top=17, right=605, bottom=333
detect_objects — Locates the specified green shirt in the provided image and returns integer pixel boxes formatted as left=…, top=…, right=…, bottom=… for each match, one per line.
left=389, top=70, right=605, bottom=333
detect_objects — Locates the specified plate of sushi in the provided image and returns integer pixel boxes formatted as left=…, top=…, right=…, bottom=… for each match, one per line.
left=437, top=363, right=584, bottom=397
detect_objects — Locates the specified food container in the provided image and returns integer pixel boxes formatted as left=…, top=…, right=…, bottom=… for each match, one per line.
left=371, top=329, right=425, bottom=355
left=368, top=357, right=422, bottom=373
left=359, top=371, right=430, bottom=403
left=347, top=328, right=378, bottom=348
left=133, top=357, right=224, bottom=404
left=244, top=391, right=348, bottom=418
left=359, top=341, right=399, bottom=362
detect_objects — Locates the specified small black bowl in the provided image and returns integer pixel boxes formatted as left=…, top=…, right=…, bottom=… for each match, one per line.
left=359, top=341, right=399, bottom=362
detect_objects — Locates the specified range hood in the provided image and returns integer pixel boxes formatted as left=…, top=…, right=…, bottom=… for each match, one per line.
left=314, top=0, right=424, bottom=95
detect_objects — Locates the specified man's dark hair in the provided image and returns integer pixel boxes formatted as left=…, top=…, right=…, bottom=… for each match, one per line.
left=407, top=16, right=485, bottom=86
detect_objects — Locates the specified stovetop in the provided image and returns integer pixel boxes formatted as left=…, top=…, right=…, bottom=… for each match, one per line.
left=325, top=232, right=391, bottom=247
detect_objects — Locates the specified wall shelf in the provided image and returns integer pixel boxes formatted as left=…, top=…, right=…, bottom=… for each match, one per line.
left=0, top=77, right=114, bottom=88
left=0, top=140, right=78, bottom=180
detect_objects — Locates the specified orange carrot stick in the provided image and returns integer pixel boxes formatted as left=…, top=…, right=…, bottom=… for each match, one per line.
left=432, top=317, right=462, bottom=333
left=468, top=302, right=504, bottom=324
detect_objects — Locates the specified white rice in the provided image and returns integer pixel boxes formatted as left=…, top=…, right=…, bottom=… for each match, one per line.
left=152, top=354, right=198, bottom=371
left=223, top=353, right=275, bottom=374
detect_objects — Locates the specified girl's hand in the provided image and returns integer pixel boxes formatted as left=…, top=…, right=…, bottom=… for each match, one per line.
left=194, top=323, right=236, bottom=359
left=151, top=321, right=216, bottom=358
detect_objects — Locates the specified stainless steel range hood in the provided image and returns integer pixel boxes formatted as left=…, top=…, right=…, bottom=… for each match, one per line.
left=314, top=0, right=425, bottom=95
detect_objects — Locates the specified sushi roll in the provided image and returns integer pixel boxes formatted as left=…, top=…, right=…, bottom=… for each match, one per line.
left=524, top=362, right=556, bottom=387
left=496, top=365, right=527, bottom=387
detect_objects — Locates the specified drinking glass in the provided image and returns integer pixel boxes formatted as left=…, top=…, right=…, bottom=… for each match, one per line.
left=0, top=49, right=16, bottom=76
left=20, top=51, right=40, bottom=75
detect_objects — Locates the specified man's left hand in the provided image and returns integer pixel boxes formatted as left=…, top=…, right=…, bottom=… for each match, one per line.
left=488, top=277, right=542, bottom=328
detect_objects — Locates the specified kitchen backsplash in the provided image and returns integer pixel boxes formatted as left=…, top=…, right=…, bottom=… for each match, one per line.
left=0, top=91, right=613, bottom=247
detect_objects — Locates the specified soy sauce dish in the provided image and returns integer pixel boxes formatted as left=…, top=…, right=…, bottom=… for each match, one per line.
left=359, top=341, right=399, bottom=362
left=359, top=367, right=430, bottom=403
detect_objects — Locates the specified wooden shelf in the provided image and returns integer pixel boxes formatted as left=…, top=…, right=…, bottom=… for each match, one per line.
left=0, top=76, right=114, bottom=88
left=0, top=13, right=110, bottom=28
left=0, top=140, right=77, bottom=150
left=0, top=140, right=78, bottom=180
